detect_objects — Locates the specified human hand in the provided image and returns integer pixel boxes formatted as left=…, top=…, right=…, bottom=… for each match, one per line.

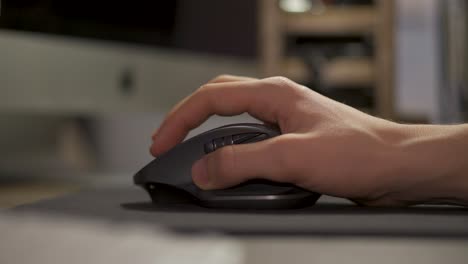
left=150, top=75, right=468, bottom=206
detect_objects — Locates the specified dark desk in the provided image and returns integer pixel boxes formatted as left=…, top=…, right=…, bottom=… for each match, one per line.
left=12, top=186, right=468, bottom=238
left=7, top=185, right=468, bottom=264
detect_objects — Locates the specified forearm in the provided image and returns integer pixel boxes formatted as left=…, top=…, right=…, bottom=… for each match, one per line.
left=392, top=124, right=468, bottom=206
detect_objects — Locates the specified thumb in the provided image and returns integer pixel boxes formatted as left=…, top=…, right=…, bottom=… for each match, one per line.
left=191, top=138, right=290, bottom=190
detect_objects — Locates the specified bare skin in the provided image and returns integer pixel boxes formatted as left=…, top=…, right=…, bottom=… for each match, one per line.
left=150, top=75, right=468, bottom=207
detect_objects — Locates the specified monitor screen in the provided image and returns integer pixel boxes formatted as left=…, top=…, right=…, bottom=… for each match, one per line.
left=0, top=0, right=256, bottom=57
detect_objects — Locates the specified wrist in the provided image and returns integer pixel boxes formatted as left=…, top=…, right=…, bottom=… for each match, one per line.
left=387, top=123, right=468, bottom=206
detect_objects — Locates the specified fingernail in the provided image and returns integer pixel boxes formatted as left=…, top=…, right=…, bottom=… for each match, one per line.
left=192, top=158, right=210, bottom=189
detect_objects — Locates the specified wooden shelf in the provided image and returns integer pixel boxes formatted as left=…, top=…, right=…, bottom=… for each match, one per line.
left=322, top=57, right=374, bottom=87
left=281, top=57, right=311, bottom=83
left=282, top=6, right=376, bottom=36
left=259, top=0, right=394, bottom=118
left=281, top=57, right=374, bottom=88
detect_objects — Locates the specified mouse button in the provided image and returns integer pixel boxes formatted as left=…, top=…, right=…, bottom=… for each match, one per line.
left=213, top=137, right=225, bottom=148
left=224, top=136, right=234, bottom=146
left=203, top=137, right=227, bottom=154
left=203, top=141, right=215, bottom=154
left=232, top=133, right=262, bottom=144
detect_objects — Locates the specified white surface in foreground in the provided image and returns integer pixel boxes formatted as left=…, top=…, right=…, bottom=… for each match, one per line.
left=0, top=213, right=243, bottom=264
left=1, top=212, right=468, bottom=264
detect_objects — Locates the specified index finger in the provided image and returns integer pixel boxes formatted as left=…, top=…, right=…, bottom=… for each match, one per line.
left=150, top=78, right=294, bottom=156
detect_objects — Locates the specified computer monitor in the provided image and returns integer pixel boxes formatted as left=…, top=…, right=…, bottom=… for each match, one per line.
left=0, top=1, right=257, bottom=175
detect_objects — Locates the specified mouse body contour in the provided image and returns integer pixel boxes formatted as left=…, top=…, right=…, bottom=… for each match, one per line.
left=134, top=123, right=321, bottom=209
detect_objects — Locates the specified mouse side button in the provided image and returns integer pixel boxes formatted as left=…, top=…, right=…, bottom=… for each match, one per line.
left=203, top=133, right=267, bottom=154
left=204, top=141, right=215, bottom=153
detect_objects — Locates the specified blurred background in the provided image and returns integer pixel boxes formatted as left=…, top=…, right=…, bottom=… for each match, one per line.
left=0, top=0, right=467, bottom=207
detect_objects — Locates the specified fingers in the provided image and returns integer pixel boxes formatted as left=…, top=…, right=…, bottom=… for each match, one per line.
left=151, top=77, right=296, bottom=156
left=191, top=137, right=295, bottom=189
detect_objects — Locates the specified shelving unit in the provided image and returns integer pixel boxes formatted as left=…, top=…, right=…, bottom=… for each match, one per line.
left=283, top=6, right=375, bottom=35
left=259, top=0, right=394, bottom=119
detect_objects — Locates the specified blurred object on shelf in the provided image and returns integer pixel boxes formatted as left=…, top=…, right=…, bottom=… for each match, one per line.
left=279, top=0, right=314, bottom=13
left=279, top=0, right=375, bottom=15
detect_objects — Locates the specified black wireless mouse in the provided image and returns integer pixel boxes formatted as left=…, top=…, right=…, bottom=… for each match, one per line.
left=134, top=123, right=321, bottom=209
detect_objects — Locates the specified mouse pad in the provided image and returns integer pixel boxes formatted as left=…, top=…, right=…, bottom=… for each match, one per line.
left=11, top=186, right=468, bottom=238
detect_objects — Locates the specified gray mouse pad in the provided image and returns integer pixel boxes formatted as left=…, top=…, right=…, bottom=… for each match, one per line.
left=11, top=186, right=468, bottom=238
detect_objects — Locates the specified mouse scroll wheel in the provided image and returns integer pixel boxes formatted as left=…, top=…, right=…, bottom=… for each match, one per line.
left=204, top=133, right=266, bottom=154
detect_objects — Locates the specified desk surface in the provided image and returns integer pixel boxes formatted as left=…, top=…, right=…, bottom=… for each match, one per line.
left=11, top=186, right=468, bottom=238
left=6, top=185, right=468, bottom=264
left=0, top=182, right=80, bottom=209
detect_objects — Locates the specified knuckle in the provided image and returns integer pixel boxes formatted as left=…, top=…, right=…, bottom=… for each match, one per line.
left=197, top=84, right=212, bottom=93
left=194, top=84, right=216, bottom=101
left=265, top=76, right=294, bottom=90
left=213, top=74, right=231, bottom=81
left=263, top=76, right=305, bottom=99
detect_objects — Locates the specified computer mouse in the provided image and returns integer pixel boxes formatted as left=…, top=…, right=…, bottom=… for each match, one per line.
left=134, top=123, right=321, bottom=209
